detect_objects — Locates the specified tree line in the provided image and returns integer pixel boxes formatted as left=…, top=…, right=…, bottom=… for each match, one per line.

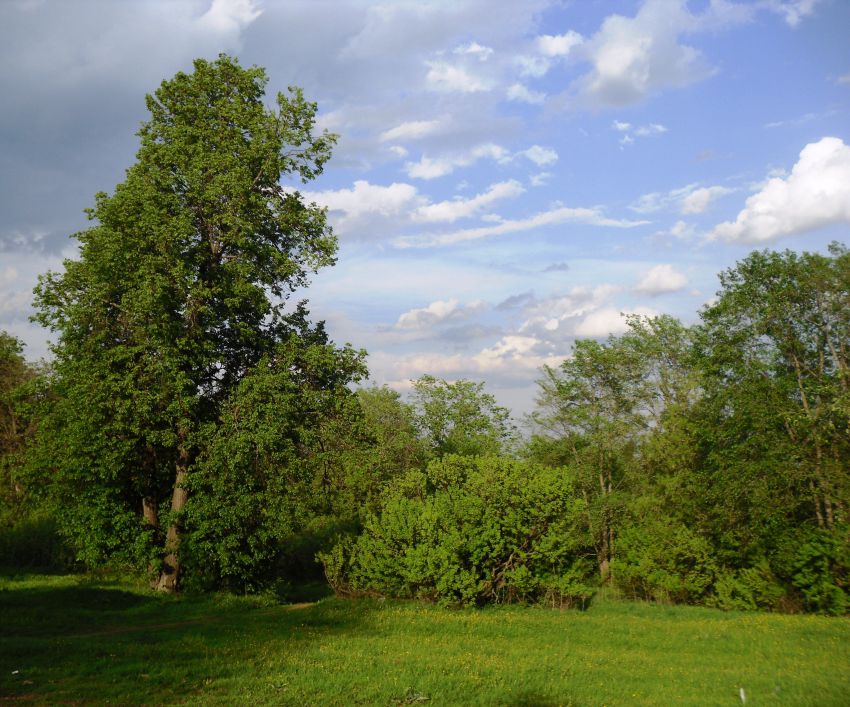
left=1, top=55, right=847, bottom=613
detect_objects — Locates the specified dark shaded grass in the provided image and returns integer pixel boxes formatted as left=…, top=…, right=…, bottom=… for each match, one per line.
left=1, top=573, right=849, bottom=705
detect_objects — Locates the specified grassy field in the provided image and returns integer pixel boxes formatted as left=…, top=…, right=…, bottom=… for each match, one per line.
left=1, top=572, right=848, bottom=705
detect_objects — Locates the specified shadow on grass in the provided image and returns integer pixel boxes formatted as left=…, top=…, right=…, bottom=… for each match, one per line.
left=0, top=574, right=372, bottom=705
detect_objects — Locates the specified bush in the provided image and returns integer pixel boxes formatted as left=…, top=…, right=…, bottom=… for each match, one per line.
left=613, top=520, right=718, bottom=604
left=0, top=512, right=73, bottom=570
left=709, top=561, right=786, bottom=611
left=782, top=528, right=849, bottom=615
left=319, top=455, right=596, bottom=607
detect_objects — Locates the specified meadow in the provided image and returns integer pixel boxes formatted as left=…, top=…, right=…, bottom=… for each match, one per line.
left=2, top=571, right=848, bottom=706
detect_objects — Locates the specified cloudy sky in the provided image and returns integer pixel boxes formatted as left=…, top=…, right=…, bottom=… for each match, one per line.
left=2, top=0, right=849, bottom=416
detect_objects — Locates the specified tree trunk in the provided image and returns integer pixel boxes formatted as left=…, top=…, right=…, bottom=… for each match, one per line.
left=156, top=444, right=190, bottom=593
left=142, top=496, right=158, bottom=528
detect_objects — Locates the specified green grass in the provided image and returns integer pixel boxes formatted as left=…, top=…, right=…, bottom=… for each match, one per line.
left=1, top=573, right=848, bottom=705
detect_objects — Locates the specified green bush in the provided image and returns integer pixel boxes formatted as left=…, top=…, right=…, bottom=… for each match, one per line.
left=0, top=512, right=73, bottom=570
left=709, top=561, right=786, bottom=611
left=319, top=455, right=596, bottom=607
left=613, top=520, right=718, bottom=604
left=785, top=529, right=849, bottom=615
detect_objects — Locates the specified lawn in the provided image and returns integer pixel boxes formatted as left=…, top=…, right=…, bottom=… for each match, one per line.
left=1, top=572, right=848, bottom=705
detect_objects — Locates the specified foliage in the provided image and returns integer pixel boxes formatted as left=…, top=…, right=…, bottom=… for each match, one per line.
left=183, top=334, right=366, bottom=592
left=30, top=55, right=340, bottom=589
left=320, top=455, right=596, bottom=607
left=612, top=519, right=718, bottom=604
left=410, top=375, right=517, bottom=458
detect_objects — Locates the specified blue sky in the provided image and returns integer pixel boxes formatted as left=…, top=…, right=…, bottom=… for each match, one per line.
left=1, top=0, right=849, bottom=416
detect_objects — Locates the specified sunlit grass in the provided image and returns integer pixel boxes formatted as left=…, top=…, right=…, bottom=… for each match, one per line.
left=1, top=572, right=848, bottom=705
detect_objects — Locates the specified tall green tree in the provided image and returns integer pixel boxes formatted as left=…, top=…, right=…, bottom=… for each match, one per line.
left=699, top=245, right=850, bottom=534
left=34, top=55, right=339, bottom=591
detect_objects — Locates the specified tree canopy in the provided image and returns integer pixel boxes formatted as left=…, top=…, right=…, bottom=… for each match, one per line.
left=32, top=55, right=347, bottom=591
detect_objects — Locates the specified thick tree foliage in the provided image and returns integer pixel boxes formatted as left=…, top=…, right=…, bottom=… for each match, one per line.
left=33, top=55, right=349, bottom=590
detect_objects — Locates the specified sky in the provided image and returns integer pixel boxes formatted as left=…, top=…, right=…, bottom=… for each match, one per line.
left=1, top=0, right=849, bottom=417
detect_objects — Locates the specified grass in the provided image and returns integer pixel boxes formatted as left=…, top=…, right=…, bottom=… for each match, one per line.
left=1, top=572, right=848, bottom=705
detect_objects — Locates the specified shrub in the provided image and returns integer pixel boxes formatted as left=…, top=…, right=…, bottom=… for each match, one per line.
left=613, top=520, right=718, bottom=604
left=319, top=455, right=596, bottom=607
left=709, top=561, right=786, bottom=611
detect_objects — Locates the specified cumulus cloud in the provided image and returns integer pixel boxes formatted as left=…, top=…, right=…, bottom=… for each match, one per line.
left=395, top=298, right=486, bottom=330
left=763, top=0, right=820, bottom=27
left=710, top=137, right=850, bottom=243
left=370, top=334, right=562, bottom=387
left=575, top=0, right=710, bottom=107
left=632, top=183, right=732, bottom=215
left=519, top=284, right=622, bottom=340
left=574, top=306, right=659, bottom=337
left=453, top=41, right=494, bottom=60
left=515, top=54, right=550, bottom=78
left=680, top=186, right=734, bottom=214
left=529, top=172, right=552, bottom=187
left=536, top=30, right=583, bottom=57
left=413, top=180, right=525, bottom=223
left=519, top=145, right=558, bottom=166
left=304, top=177, right=525, bottom=236
left=425, top=61, right=491, bottom=92
left=634, top=264, right=688, bottom=296
left=506, top=83, right=546, bottom=104
left=199, top=0, right=262, bottom=34
left=405, top=143, right=509, bottom=179
left=395, top=205, right=649, bottom=248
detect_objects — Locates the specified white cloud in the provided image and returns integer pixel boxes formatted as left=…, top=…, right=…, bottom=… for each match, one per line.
left=536, top=30, right=583, bottom=57
left=634, top=123, right=668, bottom=136
left=764, top=109, right=839, bottom=129
left=515, top=54, right=550, bottom=78
left=413, top=180, right=525, bottom=223
left=763, top=0, right=820, bottom=27
left=198, top=0, right=262, bottom=35
left=0, top=267, right=18, bottom=286
left=425, top=61, right=491, bottom=92
left=529, top=172, right=552, bottom=187
left=397, top=298, right=462, bottom=329
left=838, top=73, right=850, bottom=85
left=519, top=285, right=621, bottom=339
left=453, top=41, right=493, bottom=60
left=370, top=337, right=561, bottom=386
left=612, top=120, right=668, bottom=146
left=681, top=186, right=734, bottom=214
left=575, top=0, right=719, bottom=107
left=305, top=180, right=424, bottom=230
left=507, top=83, right=546, bottom=104
left=520, top=145, right=558, bottom=166
left=634, top=264, right=688, bottom=295
left=405, top=143, right=509, bottom=179
left=670, top=220, right=696, bottom=240
left=710, top=137, right=850, bottom=243
left=574, top=306, right=659, bottom=337
left=632, top=183, right=732, bottom=215
left=379, top=119, right=443, bottom=142
left=395, top=205, right=649, bottom=248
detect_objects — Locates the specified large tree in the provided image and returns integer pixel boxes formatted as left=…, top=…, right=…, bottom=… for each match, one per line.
left=34, top=55, right=340, bottom=591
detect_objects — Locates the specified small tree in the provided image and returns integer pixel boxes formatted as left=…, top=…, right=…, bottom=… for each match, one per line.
left=411, top=375, right=517, bottom=458
left=34, top=55, right=342, bottom=591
